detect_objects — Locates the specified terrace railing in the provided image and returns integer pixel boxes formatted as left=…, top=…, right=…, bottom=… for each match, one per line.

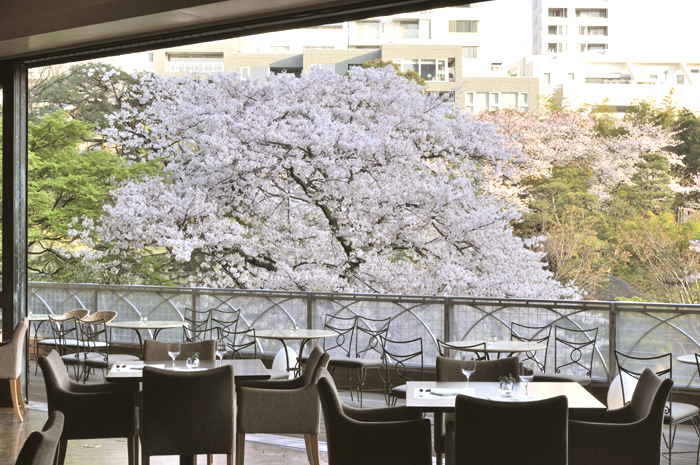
left=27, top=281, right=700, bottom=391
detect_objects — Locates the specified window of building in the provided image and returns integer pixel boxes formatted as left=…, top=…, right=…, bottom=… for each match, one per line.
left=490, top=92, right=500, bottom=109
left=544, top=73, right=551, bottom=84
left=568, top=73, right=575, bottom=80
left=393, top=59, right=449, bottom=81
left=357, top=21, right=380, bottom=39
left=147, top=52, right=155, bottom=71
left=579, top=26, right=586, bottom=35
left=270, top=68, right=302, bottom=78
left=167, top=54, right=224, bottom=72
left=692, top=69, right=699, bottom=74
left=520, top=92, right=529, bottom=106
left=548, top=8, right=567, bottom=17
left=678, top=75, right=685, bottom=85
left=548, top=43, right=567, bottom=53
left=303, top=46, right=335, bottom=50
left=270, top=46, right=290, bottom=53
left=240, top=67, right=251, bottom=79
left=576, top=9, right=608, bottom=18
left=585, top=77, right=630, bottom=84
left=579, top=44, right=586, bottom=52
left=549, top=25, right=567, bottom=35
left=587, top=44, right=608, bottom=52
left=462, top=46, right=479, bottom=59
left=399, top=21, right=420, bottom=38
left=587, top=26, right=608, bottom=35
left=450, top=20, right=479, bottom=33
left=650, top=74, right=658, bottom=79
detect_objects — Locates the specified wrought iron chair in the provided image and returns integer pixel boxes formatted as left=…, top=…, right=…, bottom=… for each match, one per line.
left=210, top=308, right=241, bottom=334
left=79, top=316, right=139, bottom=382
left=217, top=327, right=287, bottom=381
left=381, top=335, right=424, bottom=406
left=322, top=314, right=358, bottom=399
left=614, top=350, right=700, bottom=465
left=436, top=340, right=488, bottom=361
left=510, top=322, right=551, bottom=372
left=45, top=316, right=84, bottom=380
left=350, top=316, right=390, bottom=406
left=183, top=326, right=213, bottom=343
left=548, top=325, right=598, bottom=389
left=35, top=309, right=89, bottom=374
left=14, top=411, right=65, bottom=465
left=183, top=307, right=213, bottom=341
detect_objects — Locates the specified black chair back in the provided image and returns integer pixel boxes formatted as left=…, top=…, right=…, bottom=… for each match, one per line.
left=554, top=325, right=598, bottom=378
left=14, top=411, right=65, bottom=465
left=511, top=322, right=551, bottom=372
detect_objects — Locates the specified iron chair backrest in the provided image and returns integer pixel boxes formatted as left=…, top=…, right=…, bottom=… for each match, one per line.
left=210, top=308, right=240, bottom=334
left=183, top=326, right=213, bottom=343
left=183, top=307, right=212, bottom=340
left=436, top=340, right=487, bottom=361
left=217, top=326, right=257, bottom=359
left=322, top=314, right=356, bottom=359
left=511, top=322, right=552, bottom=373
left=355, top=316, right=390, bottom=360
left=553, top=325, right=598, bottom=378
left=47, top=316, right=80, bottom=358
left=381, top=335, right=424, bottom=390
left=78, top=317, right=110, bottom=359
left=614, top=350, right=673, bottom=406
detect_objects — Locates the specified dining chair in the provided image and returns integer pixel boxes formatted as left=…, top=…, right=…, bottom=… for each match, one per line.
left=183, top=307, right=213, bottom=341
left=35, top=309, right=89, bottom=375
left=316, top=367, right=432, bottom=465
left=569, top=368, right=674, bottom=465
left=613, top=350, right=700, bottom=464
left=547, top=325, right=598, bottom=389
left=79, top=316, right=139, bottom=382
left=14, top=411, right=64, bottom=465
left=434, top=355, right=521, bottom=465
left=350, top=315, right=390, bottom=406
left=381, top=335, right=424, bottom=406
left=143, top=339, right=216, bottom=361
left=453, top=394, right=568, bottom=465
left=183, top=326, right=214, bottom=343
left=436, top=340, right=487, bottom=360
left=510, top=322, right=551, bottom=372
left=141, top=364, right=235, bottom=465
left=39, top=350, right=138, bottom=465
left=0, top=317, right=28, bottom=422
left=210, top=308, right=241, bottom=333
left=45, top=316, right=84, bottom=381
left=236, top=345, right=330, bottom=465
left=322, top=314, right=358, bottom=398
left=217, top=327, right=288, bottom=381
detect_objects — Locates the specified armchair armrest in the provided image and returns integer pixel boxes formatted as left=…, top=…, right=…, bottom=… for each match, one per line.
left=568, top=404, right=632, bottom=423
left=50, top=389, right=137, bottom=440
left=341, top=404, right=423, bottom=422
left=70, top=381, right=138, bottom=394
left=569, top=419, right=662, bottom=465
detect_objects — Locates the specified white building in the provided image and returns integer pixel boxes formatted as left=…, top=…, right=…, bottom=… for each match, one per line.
left=520, top=54, right=700, bottom=112
left=532, top=0, right=612, bottom=57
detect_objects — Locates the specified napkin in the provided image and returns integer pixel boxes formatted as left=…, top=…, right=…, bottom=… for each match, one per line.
left=430, top=388, right=465, bottom=396
left=173, top=367, right=207, bottom=371
left=487, top=396, right=521, bottom=402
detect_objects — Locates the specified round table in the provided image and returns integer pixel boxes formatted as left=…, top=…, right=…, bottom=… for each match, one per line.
left=445, top=340, right=547, bottom=359
left=255, top=329, right=337, bottom=375
left=677, top=354, right=699, bottom=366
left=107, top=320, right=185, bottom=356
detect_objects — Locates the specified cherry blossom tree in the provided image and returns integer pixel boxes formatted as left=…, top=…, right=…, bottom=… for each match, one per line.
left=72, top=67, right=578, bottom=299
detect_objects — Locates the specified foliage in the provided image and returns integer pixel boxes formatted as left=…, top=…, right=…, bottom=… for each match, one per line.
left=72, top=67, right=578, bottom=299
left=361, top=59, right=427, bottom=86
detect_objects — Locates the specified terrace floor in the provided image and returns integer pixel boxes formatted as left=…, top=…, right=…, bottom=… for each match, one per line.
left=1, top=363, right=699, bottom=465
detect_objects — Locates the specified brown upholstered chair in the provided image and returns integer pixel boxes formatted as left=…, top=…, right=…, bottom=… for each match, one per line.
left=316, top=367, right=432, bottom=465
left=143, top=338, right=216, bottom=361
left=568, top=368, right=674, bottom=465
left=0, top=317, right=28, bottom=422
left=140, top=364, right=236, bottom=465
left=236, top=345, right=330, bottom=465
left=435, top=355, right=521, bottom=465
left=453, top=394, right=568, bottom=465
left=38, top=350, right=138, bottom=465
left=14, top=411, right=65, bottom=465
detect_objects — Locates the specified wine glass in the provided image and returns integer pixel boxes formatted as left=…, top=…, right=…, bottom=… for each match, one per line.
left=520, top=362, right=535, bottom=398
left=460, top=354, right=476, bottom=392
left=216, top=339, right=227, bottom=365
left=167, top=341, right=180, bottom=368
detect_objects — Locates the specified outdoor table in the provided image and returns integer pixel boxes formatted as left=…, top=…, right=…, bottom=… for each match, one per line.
left=676, top=354, right=700, bottom=384
left=106, top=320, right=185, bottom=357
left=445, top=340, right=547, bottom=359
left=255, top=329, right=337, bottom=375
left=105, top=359, right=271, bottom=383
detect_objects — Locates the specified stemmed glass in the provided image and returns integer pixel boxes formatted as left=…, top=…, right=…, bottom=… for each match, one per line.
left=216, top=339, right=227, bottom=365
left=520, top=362, right=535, bottom=398
left=167, top=341, right=180, bottom=368
left=460, top=354, right=476, bottom=392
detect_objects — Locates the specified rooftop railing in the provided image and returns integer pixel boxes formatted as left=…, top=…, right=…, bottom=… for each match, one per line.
left=28, top=281, right=700, bottom=391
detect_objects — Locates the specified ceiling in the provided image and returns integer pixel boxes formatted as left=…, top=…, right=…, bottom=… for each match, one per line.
left=0, top=0, right=485, bottom=63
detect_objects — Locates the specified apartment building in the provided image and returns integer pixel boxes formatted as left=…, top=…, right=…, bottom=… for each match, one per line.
left=532, top=0, right=612, bottom=56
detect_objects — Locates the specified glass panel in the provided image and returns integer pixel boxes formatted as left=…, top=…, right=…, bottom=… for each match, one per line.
left=357, top=21, right=380, bottom=39
left=474, top=92, right=489, bottom=112
left=420, top=60, right=436, bottom=81
left=501, top=92, right=517, bottom=108
left=400, top=21, right=419, bottom=38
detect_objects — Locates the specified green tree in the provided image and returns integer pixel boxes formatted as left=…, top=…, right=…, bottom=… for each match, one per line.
left=361, top=59, right=427, bottom=86
left=615, top=153, right=674, bottom=215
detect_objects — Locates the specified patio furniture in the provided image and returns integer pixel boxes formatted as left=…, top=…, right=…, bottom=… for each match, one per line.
left=569, top=368, right=674, bottom=465
left=256, top=328, right=336, bottom=376
left=510, top=322, right=551, bottom=372
left=39, top=350, right=138, bottom=465
left=35, top=309, right=89, bottom=374
left=434, top=356, right=522, bottom=465
left=183, top=307, right=213, bottom=341
left=442, top=339, right=546, bottom=360
left=45, top=316, right=84, bottom=381
left=613, top=350, right=700, bottom=464
left=352, top=316, right=391, bottom=406
left=141, top=364, right=235, bottom=465
left=14, top=411, right=64, bottom=465
left=211, top=308, right=240, bottom=333
left=453, top=394, right=568, bottom=465
left=316, top=367, right=432, bottom=465
left=0, top=317, right=28, bottom=422
left=79, top=316, right=139, bottom=382
left=217, top=327, right=288, bottom=380
left=322, top=314, right=357, bottom=391
left=143, top=339, right=216, bottom=361
left=437, top=340, right=487, bottom=360
left=548, top=325, right=598, bottom=389
left=106, top=320, right=185, bottom=357
left=236, top=345, right=330, bottom=465
left=381, top=335, right=424, bottom=406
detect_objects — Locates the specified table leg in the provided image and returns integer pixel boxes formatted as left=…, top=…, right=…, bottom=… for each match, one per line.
left=296, top=338, right=311, bottom=377
left=180, top=455, right=196, bottom=465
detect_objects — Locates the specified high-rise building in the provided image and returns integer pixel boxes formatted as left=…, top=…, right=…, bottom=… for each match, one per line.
left=532, top=0, right=611, bottom=56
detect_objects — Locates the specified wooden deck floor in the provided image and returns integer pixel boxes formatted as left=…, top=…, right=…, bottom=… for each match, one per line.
left=1, top=361, right=698, bottom=465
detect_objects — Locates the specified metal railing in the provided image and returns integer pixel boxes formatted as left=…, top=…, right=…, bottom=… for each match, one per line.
left=27, top=281, right=700, bottom=390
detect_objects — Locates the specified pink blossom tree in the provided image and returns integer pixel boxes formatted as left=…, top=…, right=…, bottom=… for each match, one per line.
left=71, top=67, right=578, bottom=299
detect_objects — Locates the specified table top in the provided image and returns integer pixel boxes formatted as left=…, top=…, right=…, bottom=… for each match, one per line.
left=255, top=329, right=337, bottom=340
left=106, top=320, right=186, bottom=330
left=677, top=354, right=699, bottom=365
left=445, top=340, right=547, bottom=354
left=26, top=314, right=52, bottom=321
left=405, top=381, right=606, bottom=412
left=105, top=359, right=270, bottom=382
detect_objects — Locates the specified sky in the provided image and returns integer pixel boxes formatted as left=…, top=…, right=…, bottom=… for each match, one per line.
left=477, top=0, right=700, bottom=67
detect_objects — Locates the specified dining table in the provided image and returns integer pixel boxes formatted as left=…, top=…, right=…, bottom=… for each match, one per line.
left=444, top=339, right=548, bottom=359
left=105, top=358, right=271, bottom=383
left=106, top=320, right=186, bottom=357
left=255, top=329, right=337, bottom=375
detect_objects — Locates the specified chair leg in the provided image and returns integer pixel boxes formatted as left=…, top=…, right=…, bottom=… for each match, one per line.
left=15, top=376, right=27, bottom=414
left=9, top=378, right=23, bottom=422
left=303, top=435, right=313, bottom=464
left=57, top=438, right=68, bottom=465
left=208, top=454, right=214, bottom=464
left=236, top=433, right=245, bottom=465
left=142, top=453, right=150, bottom=465
left=306, top=434, right=321, bottom=465
left=227, top=453, right=234, bottom=465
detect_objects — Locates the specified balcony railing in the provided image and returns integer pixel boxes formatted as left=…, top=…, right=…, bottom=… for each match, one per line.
left=28, top=282, right=700, bottom=390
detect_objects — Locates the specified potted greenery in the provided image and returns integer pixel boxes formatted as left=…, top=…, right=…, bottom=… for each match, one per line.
left=497, top=374, right=516, bottom=397
left=186, top=352, right=200, bottom=369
